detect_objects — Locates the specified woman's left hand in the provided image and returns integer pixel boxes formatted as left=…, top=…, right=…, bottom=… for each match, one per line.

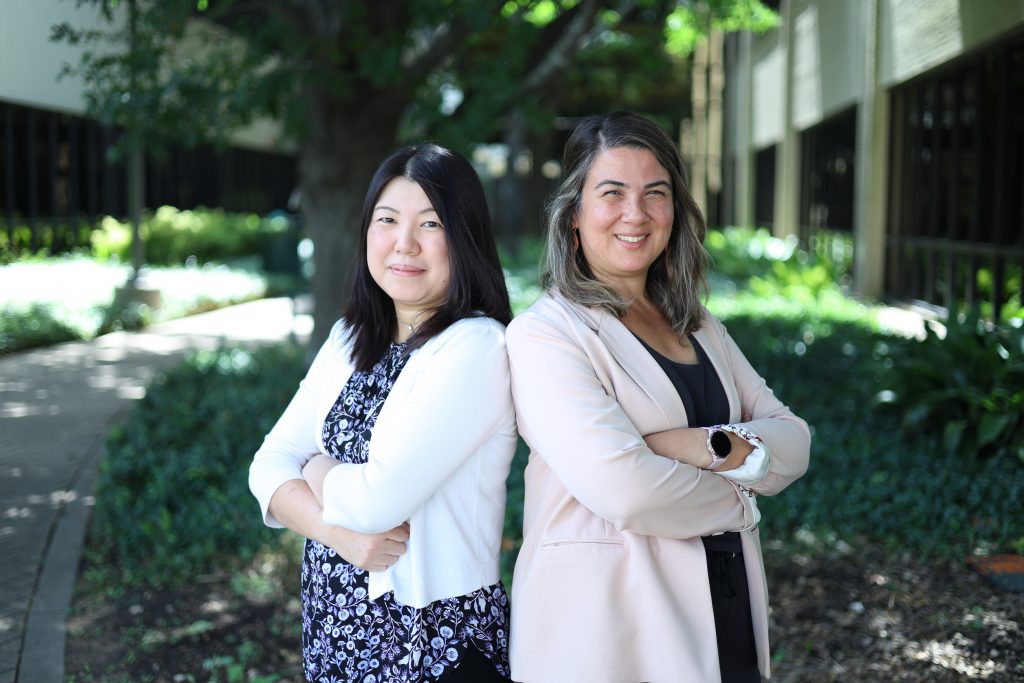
left=644, top=427, right=754, bottom=471
left=303, top=454, right=339, bottom=507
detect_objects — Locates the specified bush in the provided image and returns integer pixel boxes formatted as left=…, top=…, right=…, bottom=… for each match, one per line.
left=91, top=206, right=270, bottom=266
left=92, top=345, right=307, bottom=586
left=0, top=303, right=81, bottom=353
left=0, top=221, right=95, bottom=263
left=875, top=310, right=1024, bottom=464
left=706, top=226, right=852, bottom=300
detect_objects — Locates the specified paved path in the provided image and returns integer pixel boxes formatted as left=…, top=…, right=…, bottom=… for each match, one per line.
left=0, top=297, right=311, bottom=683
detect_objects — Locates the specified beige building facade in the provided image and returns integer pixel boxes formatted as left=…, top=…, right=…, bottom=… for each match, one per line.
left=722, top=0, right=1024, bottom=317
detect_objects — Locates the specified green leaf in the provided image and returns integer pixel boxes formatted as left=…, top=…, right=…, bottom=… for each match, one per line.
left=978, top=413, right=1012, bottom=448
left=943, top=420, right=966, bottom=453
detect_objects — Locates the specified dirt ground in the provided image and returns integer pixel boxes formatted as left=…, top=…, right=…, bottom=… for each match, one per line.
left=65, top=541, right=1023, bottom=682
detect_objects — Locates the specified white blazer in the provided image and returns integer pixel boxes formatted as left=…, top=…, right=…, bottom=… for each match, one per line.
left=249, top=316, right=517, bottom=608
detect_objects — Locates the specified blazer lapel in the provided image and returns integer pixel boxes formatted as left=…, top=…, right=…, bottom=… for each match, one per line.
left=552, top=291, right=688, bottom=430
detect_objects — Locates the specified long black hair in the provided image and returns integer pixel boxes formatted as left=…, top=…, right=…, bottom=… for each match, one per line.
left=345, top=144, right=512, bottom=371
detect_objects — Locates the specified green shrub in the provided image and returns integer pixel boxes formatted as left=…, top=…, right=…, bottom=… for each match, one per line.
left=92, top=345, right=307, bottom=586
left=706, top=226, right=852, bottom=299
left=705, top=226, right=799, bottom=282
left=874, top=310, right=1024, bottom=464
left=0, top=221, right=95, bottom=263
left=0, top=303, right=82, bottom=353
left=91, top=206, right=270, bottom=266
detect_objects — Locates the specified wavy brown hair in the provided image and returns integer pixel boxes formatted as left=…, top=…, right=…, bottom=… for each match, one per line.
left=541, top=111, right=709, bottom=336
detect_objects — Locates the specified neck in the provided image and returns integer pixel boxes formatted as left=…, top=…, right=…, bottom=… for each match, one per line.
left=593, top=272, right=648, bottom=304
left=394, top=307, right=428, bottom=343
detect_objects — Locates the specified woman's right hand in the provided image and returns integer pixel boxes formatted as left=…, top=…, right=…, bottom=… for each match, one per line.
left=320, top=521, right=410, bottom=572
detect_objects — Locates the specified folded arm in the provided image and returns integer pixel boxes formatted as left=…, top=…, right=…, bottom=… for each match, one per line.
left=507, top=314, right=758, bottom=540
left=248, top=322, right=341, bottom=527
left=318, top=322, right=513, bottom=533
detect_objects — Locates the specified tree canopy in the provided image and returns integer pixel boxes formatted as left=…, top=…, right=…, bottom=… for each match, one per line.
left=55, top=0, right=777, bottom=346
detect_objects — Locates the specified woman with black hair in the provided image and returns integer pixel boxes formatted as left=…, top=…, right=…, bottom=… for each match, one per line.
left=249, top=144, right=515, bottom=683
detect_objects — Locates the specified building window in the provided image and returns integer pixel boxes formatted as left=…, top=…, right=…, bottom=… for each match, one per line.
left=799, top=106, right=856, bottom=237
left=886, top=31, right=1024, bottom=319
left=1, top=99, right=297, bottom=256
left=754, top=144, right=776, bottom=230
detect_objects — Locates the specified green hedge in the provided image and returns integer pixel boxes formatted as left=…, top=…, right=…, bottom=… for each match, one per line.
left=2, top=206, right=296, bottom=268
left=93, top=345, right=307, bottom=586
left=90, top=206, right=280, bottom=266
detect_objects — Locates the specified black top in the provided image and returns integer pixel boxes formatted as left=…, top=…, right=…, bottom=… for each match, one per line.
left=636, top=333, right=761, bottom=680
left=634, top=334, right=729, bottom=428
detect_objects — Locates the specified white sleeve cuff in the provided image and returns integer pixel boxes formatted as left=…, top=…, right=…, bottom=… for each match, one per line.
left=714, top=424, right=771, bottom=487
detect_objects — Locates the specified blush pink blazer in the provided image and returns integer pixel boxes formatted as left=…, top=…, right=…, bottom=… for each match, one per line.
left=506, top=291, right=811, bottom=682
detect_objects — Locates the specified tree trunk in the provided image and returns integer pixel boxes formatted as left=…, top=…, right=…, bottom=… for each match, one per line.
left=497, top=107, right=528, bottom=256
left=299, top=94, right=403, bottom=349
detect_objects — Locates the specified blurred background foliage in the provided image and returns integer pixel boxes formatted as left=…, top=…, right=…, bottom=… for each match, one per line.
left=0, top=207, right=303, bottom=354
left=53, top=0, right=780, bottom=348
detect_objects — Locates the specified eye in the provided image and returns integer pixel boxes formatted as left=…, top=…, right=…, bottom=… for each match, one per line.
left=600, top=189, right=622, bottom=197
left=645, top=189, right=668, bottom=198
left=422, top=220, right=443, bottom=230
left=375, top=215, right=396, bottom=224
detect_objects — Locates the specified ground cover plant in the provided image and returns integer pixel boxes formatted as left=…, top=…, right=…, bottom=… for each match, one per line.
left=65, top=229, right=1023, bottom=681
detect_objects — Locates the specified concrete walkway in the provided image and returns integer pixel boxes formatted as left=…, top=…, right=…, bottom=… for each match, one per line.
left=0, top=297, right=311, bottom=683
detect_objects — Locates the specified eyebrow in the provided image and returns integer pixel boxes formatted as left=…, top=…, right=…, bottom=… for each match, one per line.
left=593, top=179, right=671, bottom=190
left=374, top=205, right=439, bottom=215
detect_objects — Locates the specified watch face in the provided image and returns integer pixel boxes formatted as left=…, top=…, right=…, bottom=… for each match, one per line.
left=710, top=430, right=732, bottom=457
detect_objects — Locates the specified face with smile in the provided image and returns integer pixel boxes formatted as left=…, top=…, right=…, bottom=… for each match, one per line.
left=367, top=176, right=450, bottom=334
left=576, top=146, right=674, bottom=297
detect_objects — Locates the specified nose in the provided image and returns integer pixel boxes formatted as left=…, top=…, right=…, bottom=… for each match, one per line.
left=393, top=223, right=419, bottom=255
left=621, top=196, right=647, bottom=224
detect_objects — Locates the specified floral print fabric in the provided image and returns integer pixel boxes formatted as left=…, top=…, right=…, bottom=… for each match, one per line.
left=301, top=342, right=510, bottom=682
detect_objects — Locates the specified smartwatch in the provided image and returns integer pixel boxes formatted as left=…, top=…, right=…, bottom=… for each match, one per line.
left=703, top=428, right=732, bottom=471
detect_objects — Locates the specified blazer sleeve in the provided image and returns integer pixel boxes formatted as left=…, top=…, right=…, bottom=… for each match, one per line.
left=320, top=321, right=512, bottom=533
left=506, top=312, right=758, bottom=540
left=709, top=314, right=811, bottom=496
left=248, top=321, right=344, bottom=527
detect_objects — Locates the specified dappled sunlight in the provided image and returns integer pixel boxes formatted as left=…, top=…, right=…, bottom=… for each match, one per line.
left=1, top=256, right=271, bottom=348
left=902, top=635, right=1004, bottom=679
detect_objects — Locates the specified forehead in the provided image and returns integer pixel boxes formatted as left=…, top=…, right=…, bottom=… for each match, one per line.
left=376, top=176, right=437, bottom=210
left=586, top=146, right=669, bottom=185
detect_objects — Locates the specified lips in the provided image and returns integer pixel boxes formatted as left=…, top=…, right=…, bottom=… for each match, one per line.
left=615, top=234, right=647, bottom=244
left=388, top=263, right=426, bottom=275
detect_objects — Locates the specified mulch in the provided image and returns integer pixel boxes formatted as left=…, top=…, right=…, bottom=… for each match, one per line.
left=65, top=542, right=1023, bottom=682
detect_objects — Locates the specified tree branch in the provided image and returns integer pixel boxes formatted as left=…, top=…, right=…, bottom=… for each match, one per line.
left=402, top=0, right=507, bottom=84
left=520, top=0, right=636, bottom=96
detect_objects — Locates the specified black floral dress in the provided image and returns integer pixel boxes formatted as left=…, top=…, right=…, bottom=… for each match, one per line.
left=301, top=342, right=511, bottom=683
